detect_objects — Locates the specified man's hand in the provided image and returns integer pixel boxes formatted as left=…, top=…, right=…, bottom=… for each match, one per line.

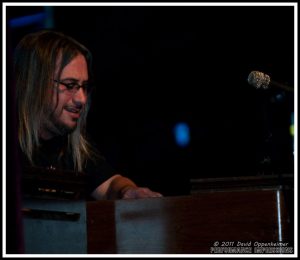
left=92, top=174, right=163, bottom=200
left=121, top=186, right=163, bottom=199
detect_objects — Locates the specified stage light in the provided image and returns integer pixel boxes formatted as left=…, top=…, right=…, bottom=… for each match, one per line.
left=174, top=122, right=190, bottom=148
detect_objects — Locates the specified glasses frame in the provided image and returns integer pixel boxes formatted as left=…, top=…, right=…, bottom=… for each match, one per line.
left=54, top=79, right=93, bottom=95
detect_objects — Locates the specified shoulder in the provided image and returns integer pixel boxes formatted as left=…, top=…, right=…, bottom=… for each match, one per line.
left=83, top=154, right=117, bottom=195
left=84, top=154, right=115, bottom=176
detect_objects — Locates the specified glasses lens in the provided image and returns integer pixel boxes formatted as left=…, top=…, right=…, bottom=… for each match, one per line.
left=54, top=80, right=93, bottom=94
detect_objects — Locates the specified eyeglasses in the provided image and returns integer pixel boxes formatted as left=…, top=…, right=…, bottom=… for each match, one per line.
left=54, top=79, right=93, bottom=95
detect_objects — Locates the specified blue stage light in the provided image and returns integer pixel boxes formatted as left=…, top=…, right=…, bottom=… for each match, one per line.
left=9, top=13, right=46, bottom=28
left=174, top=122, right=190, bottom=148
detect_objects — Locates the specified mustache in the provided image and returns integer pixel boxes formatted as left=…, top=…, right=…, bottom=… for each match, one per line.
left=64, top=104, right=83, bottom=113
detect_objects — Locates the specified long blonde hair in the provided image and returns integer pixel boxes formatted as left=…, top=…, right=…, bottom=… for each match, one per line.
left=14, top=30, right=97, bottom=172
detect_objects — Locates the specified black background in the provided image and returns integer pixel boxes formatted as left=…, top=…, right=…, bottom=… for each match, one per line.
left=6, top=5, right=295, bottom=196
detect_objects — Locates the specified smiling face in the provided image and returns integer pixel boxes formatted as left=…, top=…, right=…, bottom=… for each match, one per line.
left=40, top=54, right=89, bottom=140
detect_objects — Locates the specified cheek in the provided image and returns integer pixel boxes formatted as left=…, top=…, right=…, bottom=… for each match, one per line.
left=51, top=92, right=58, bottom=108
left=51, top=93, right=68, bottom=115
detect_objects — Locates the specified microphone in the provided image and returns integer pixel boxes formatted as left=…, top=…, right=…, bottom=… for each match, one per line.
left=247, top=71, right=294, bottom=92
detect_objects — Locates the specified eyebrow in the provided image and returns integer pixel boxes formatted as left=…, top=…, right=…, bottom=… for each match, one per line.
left=60, top=77, right=89, bottom=83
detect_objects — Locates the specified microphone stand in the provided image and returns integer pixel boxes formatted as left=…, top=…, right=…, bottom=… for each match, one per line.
left=258, top=90, right=274, bottom=176
left=259, top=89, right=294, bottom=244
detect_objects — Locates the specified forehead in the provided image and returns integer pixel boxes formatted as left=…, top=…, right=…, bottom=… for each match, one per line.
left=58, top=54, right=88, bottom=80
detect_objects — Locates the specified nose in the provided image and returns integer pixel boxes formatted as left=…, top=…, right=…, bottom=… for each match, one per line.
left=72, top=87, right=87, bottom=106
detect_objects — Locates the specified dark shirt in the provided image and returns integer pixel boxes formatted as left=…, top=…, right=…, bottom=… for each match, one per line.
left=20, top=136, right=116, bottom=197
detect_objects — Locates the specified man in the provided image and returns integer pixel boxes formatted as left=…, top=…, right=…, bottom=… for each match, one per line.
left=14, top=30, right=162, bottom=200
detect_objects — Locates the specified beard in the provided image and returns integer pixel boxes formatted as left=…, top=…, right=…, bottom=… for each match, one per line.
left=53, top=114, right=77, bottom=134
left=40, top=110, right=78, bottom=139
